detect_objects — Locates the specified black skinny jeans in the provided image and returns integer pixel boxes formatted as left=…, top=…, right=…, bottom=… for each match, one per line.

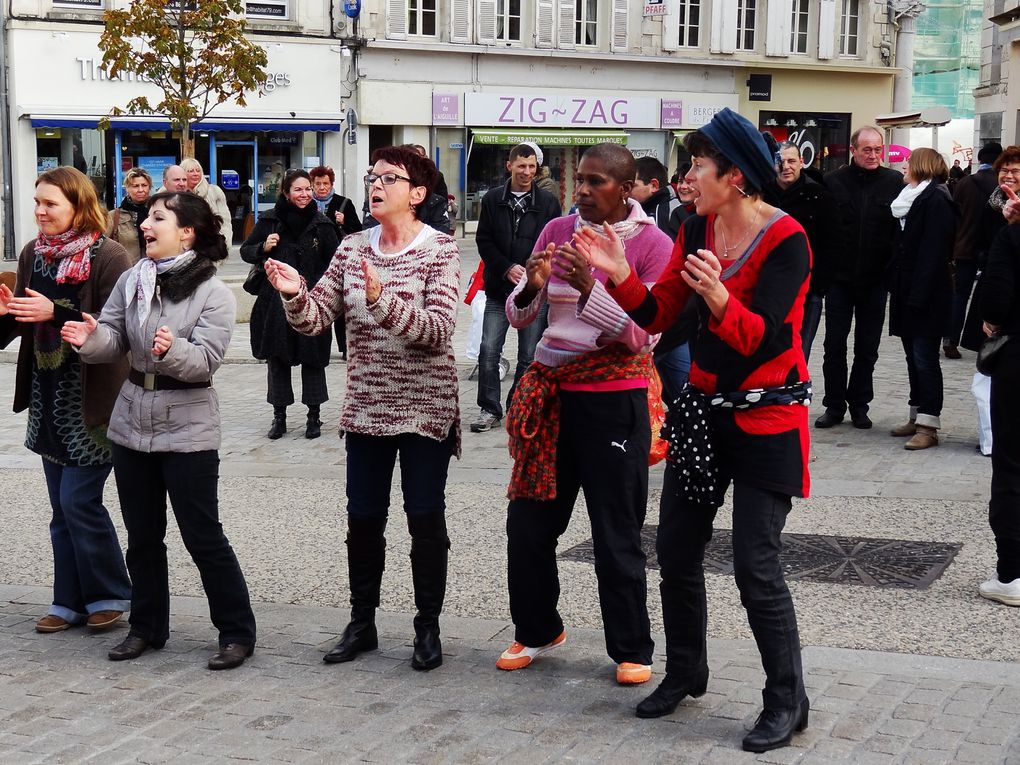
left=990, top=345, right=1020, bottom=582
left=506, top=388, right=654, bottom=665
left=657, top=472, right=806, bottom=711
left=111, top=446, right=256, bottom=648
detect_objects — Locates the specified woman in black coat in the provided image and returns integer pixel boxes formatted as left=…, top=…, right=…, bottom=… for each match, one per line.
left=241, top=169, right=339, bottom=439
left=887, top=148, right=956, bottom=450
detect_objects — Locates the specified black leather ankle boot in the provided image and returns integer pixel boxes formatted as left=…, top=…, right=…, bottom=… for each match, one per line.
left=635, top=668, right=710, bottom=718
left=305, top=405, right=321, bottom=439
left=742, top=698, right=810, bottom=752
left=267, top=406, right=287, bottom=439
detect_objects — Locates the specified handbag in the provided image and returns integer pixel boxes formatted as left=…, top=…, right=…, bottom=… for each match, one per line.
left=243, top=260, right=266, bottom=295
left=976, top=333, right=1011, bottom=376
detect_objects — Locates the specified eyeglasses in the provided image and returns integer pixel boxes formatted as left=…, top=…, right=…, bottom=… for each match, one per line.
left=364, top=172, right=413, bottom=186
left=999, top=167, right=1020, bottom=177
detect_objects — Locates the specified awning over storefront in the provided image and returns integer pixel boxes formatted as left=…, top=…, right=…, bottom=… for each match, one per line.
left=28, top=115, right=343, bottom=132
left=470, top=129, right=629, bottom=146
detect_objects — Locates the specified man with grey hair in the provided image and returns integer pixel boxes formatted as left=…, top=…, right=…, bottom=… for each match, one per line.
left=815, top=126, right=903, bottom=430
left=161, top=165, right=188, bottom=193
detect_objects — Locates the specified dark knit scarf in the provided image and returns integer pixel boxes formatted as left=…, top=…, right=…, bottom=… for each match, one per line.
left=157, top=256, right=219, bottom=302
left=119, top=197, right=149, bottom=251
left=275, top=197, right=317, bottom=238
left=506, top=345, right=655, bottom=501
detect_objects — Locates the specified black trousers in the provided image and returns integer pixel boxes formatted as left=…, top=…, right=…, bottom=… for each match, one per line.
left=821, top=282, right=888, bottom=415
left=266, top=357, right=328, bottom=408
left=506, top=388, right=654, bottom=665
left=990, top=345, right=1020, bottom=582
left=657, top=472, right=806, bottom=711
left=111, top=445, right=256, bottom=648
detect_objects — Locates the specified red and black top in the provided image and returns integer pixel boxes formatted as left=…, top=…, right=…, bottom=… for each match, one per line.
left=608, top=212, right=812, bottom=498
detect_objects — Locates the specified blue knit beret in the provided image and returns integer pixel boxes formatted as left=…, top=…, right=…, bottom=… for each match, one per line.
left=698, top=108, right=778, bottom=192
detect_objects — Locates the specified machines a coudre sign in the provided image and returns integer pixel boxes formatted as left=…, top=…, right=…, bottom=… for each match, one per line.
left=465, top=93, right=660, bottom=129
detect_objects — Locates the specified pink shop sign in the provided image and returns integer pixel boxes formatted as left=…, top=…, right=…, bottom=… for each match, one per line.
left=660, top=100, right=683, bottom=128
left=432, top=93, right=460, bottom=125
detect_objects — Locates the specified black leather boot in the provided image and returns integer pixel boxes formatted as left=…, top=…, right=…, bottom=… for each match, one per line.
left=742, top=698, right=810, bottom=752
left=407, top=513, right=450, bottom=671
left=323, top=515, right=386, bottom=664
left=635, top=667, right=710, bottom=718
left=267, top=406, right=287, bottom=440
left=305, top=405, right=322, bottom=440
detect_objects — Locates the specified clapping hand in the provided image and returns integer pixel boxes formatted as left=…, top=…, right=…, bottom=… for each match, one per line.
left=552, top=243, right=595, bottom=297
left=573, top=223, right=630, bottom=284
left=59, top=312, right=98, bottom=347
left=0, top=283, right=12, bottom=317
left=152, top=325, right=174, bottom=357
left=361, top=259, right=382, bottom=303
left=263, top=233, right=281, bottom=252
left=4, top=288, right=55, bottom=323
left=265, top=258, right=302, bottom=298
left=1002, top=184, right=1020, bottom=224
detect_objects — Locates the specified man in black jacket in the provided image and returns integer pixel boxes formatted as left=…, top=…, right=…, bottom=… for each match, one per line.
left=815, top=126, right=904, bottom=429
left=771, top=141, right=841, bottom=363
left=470, top=143, right=561, bottom=432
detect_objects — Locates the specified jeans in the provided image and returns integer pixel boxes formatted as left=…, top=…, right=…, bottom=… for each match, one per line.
left=656, top=474, right=806, bottom=710
left=111, top=446, right=256, bottom=648
left=477, top=297, right=547, bottom=418
left=345, top=429, right=455, bottom=519
left=900, top=336, right=943, bottom=427
left=801, top=293, right=823, bottom=364
left=989, top=345, right=1020, bottom=582
left=41, top=460, right=131, bottom=622
left=506, top=389, right=654, bottom=664
left=654, top=343, right=691, bottom=406
left=946, top=259, right=979, bottom=347
left=821, top=282, right=888, bottom=415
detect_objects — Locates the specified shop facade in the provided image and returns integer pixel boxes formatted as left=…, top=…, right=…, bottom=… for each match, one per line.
left=7, top=25, right=344, bottom=243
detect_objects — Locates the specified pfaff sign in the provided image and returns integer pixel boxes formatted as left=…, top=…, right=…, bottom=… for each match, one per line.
left=465, top=93, right=659, bottom=129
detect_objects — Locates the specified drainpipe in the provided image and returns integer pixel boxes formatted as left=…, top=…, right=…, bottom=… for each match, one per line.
left=0, top=1, right=16, bottom=260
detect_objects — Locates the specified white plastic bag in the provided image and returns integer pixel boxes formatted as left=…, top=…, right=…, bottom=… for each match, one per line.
left=972, top=371, right=993, bottom=456
left=464, top=292, right=486, bottom=362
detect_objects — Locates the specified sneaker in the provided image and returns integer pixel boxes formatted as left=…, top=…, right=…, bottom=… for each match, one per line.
left=35, top=615, right=72, bottom=633
left=470, top=410, right=502, bottom=433
left=496, top=630, right=566, bottom=671
left=617, top=662, right=652, bottom=685
left=978, top=577, right=1020, bottom=606
left=86, top=610, right=124, bottom=631
left=498, top=356, right=511, bottom=381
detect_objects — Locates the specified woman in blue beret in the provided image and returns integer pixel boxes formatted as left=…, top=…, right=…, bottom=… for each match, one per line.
left=577, top=108, right=812, bottom=753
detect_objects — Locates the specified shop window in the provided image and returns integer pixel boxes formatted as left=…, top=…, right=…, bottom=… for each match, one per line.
left=246, top=0, right=287, bottom=19
left=759, top=111, right=850, bottom=175
left=51, top=0, right=104, bottom=9
left=678, top=0, right=700, bottom=48
left=736, top=0, right=756, bottom=52
left=36, top=127, right=111, bottom=205
left=497, top=0, right=521, bottom=42
left=790, top=0, right=809, bottom=54
left=839, top=0, right=859, bottom=57
left=409, top=0, right=438, bottom=36
left=575, top=0, right=597, bottom=46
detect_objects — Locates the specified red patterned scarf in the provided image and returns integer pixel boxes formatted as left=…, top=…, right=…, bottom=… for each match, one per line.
left=34, top=229, right=100, bottom=284
left=506, top=345, right=654, bottom=501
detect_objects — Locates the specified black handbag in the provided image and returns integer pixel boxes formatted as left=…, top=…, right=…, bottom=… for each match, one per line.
left=242, top=261, right=266, bottom=295
left=976, top=333, right=1011, bottom=376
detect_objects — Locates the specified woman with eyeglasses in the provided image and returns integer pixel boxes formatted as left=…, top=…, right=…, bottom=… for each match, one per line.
left=264, top=145, right=460, bottom=672
left=241, top=169, right=339, bottom=440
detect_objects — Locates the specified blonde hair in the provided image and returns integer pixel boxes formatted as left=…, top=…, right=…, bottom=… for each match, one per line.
left=908, top=147, right=949, bottom=184
left=179, top=157, right=204, bottom=174
left=123, top=167, right=152, bottom=189
left=36, top=167, right=108, bottom=236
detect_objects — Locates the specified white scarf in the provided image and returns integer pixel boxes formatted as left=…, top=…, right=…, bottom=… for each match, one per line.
left=890, top=179, right=930, bottom=229
left=574, top=198, right=652, bottom=241
left=126, top=250, right=197, bottom=328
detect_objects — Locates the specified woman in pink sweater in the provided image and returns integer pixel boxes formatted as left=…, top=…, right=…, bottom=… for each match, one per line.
left=495, top=143, right=671, bottom=685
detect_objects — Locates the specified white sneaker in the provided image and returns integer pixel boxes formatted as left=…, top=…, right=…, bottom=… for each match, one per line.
left=469, top=410, right=501, bottom=433
left=498, top=356, right=511, bottom=381
left=978, top=577, right=1020, bottom=606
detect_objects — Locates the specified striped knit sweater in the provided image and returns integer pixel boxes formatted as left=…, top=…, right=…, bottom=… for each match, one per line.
left=282, top=226, right=462, bottom=455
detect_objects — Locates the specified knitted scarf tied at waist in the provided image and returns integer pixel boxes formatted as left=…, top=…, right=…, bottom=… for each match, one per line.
left=506, top=345, right=654, bottom=502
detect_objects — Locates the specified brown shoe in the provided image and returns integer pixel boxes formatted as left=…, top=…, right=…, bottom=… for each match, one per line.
left=905, top=425, right=939, bottom=450
left=87, top=610, right=124, bottom=631
left=890, top=421, right=917, bottom=437
left=35, top=615, right=72, bottom=633
left=943, top=342, right=962, bottom=360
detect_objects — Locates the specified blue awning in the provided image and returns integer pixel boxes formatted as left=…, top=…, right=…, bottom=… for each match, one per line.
left=30, top=116, right=342, bottom=132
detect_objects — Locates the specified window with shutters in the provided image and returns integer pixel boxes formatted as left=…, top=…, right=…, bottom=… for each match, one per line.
left=678, top=0, right=701, bottom=47
left=790, top=0, right=809, bottom=54
left=736, top=0, right=756, bottom=51
left=575, top=0, right=597, bottom=46
left=409, top=0, right=438, bottom=37
left=839, top=0, right=859, bottom=56
left=497, top=0, right=521, bottom=41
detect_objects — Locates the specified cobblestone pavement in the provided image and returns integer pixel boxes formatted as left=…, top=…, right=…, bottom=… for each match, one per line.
left=2, top=242, right=1019, bottom=763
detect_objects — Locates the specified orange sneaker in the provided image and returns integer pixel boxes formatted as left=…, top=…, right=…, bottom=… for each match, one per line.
left=617, top=662, right=653, bottom=685
left=496, top=630, right=566, bottom=671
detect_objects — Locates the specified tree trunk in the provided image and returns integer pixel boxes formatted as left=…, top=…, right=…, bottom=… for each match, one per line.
left=180, top=124, right=195, bottom=159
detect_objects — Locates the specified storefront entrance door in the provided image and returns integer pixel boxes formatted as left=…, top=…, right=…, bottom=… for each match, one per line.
left=214, top=140, right=257, bottom=244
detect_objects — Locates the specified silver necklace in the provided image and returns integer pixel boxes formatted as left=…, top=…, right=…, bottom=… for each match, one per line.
left=719, top=199, right=764, bottom=259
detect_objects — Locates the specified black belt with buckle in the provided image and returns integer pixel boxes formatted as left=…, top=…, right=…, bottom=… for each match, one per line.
left=129, top=369, right=211, bottom=391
